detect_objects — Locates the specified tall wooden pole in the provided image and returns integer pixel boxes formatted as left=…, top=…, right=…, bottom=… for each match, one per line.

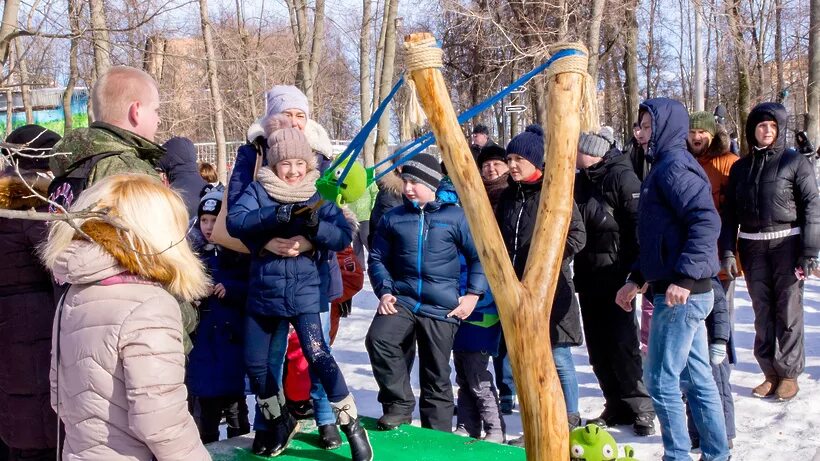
left=404, top=32, right=585, bottom=460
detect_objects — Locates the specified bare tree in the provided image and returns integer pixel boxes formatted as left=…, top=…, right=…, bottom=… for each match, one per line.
left=810, top=0, right=820, bottom=144
left=285, top=0, right=326, bottom=110
left=14, top=39, right=34, bottom=123
left=88, top=0, right=112, bottom=76
left=0, top=0, right=21, bottom=68
left=199, top=0, right=228, bottom=182
left=360, top=0, right=375, bottom=167
left=373, top=0, right=399, bottom=164
left=624, top=0, right=640, bottom=131
left=587, top=0, right=606, bottom=82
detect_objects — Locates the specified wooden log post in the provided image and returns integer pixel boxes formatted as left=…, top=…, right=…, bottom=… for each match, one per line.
left=403, top=32, right=587, bottom=460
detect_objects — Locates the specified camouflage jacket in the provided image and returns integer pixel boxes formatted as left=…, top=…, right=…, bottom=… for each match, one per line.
left=50, top=122, right=199, bottom=352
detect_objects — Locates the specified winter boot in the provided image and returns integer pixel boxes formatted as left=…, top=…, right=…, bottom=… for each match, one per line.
left=332, top=395, right=373, bottom=461
left=318, top=424, right=342, bottom=450
left=376, top=412, right=412, bottom=431
left=568, top=413, right=582, bottom=431
left=775, top=378, right=799, bottom=401
left=752, top=375, right=779, bottom=398
left=507, top=435, right=524, bottom=447
left=586, top=406, right=633, bottom=428
left=633, top=412, right=656, bottom=436
left=255, top=395, right=298, bottom=457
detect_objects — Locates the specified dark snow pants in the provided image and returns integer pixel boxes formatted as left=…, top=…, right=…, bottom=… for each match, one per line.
left=578, top=282, right=654, bottom=418
left=366, top=307, right=457, bottom=432
left=739, top=235, right=805, bottom=378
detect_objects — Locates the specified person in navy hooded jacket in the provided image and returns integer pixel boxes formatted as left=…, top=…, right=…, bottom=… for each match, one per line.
left=615, top=98, right=729, bottom=461
left=187, top=190, right=251, bottom=443
left=366, top=153, right=487, bottom=433
left=227, top=127, right=372, bottom=461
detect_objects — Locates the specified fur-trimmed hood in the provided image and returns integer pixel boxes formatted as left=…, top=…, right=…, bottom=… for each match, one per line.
left=50, top=240, right=125, bottom=285
left=0, top=171, right=51, bottom=210
left=246, top=118, right=334, bottom=160
left=377, top=168, right=404, bottom=195
left=701, top=124, right=732, bottom=160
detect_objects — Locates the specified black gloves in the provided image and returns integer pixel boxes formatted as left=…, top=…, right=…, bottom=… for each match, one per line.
left=798, top=256, right=819, bottom=278
left=277, top=204, right=319, bottom=234
left=339, top=299, right=352, bottom=318
left=720, top=255, right=738, bottom=280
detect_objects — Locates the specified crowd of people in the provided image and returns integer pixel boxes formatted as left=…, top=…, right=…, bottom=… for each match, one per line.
left=0, top=64, right=817, bottom=461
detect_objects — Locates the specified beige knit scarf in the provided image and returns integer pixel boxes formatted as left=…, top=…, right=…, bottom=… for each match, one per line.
left=256, top=167, right=320, bottom=204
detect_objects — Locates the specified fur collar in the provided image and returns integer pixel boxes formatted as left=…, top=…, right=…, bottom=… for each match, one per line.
left=79, top=220, right=177, bottom=289
left=704, top=125, right=732, bottom=160
left=0, top=172, right=51, bottom=210
left=247, top=118, right=266, bottom=143
left=377, top=169, right=404, bottom=195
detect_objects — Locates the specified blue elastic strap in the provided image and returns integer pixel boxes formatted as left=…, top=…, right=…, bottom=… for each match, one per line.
left=373, top=48, right=585, bottom=182
left=334, top=76, right=405, bottom=185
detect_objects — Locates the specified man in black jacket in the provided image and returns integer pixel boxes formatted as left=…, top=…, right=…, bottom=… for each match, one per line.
left=719, top=102, right=820, bottom=401
left=573, top=132, right=655, bottom=436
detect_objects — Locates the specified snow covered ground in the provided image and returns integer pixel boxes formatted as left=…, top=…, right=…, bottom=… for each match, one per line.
left=326, top=275, right=820, bottom=460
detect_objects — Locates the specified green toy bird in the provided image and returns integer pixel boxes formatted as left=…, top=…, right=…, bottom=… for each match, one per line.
left=316, top=156, right=375, bottom=206
left=616, top=445, right=639, bottom=461
left=569, top=424, right=619, bottom=461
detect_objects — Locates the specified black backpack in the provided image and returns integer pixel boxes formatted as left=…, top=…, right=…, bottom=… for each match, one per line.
left=47, top=152, right=121, bottom=212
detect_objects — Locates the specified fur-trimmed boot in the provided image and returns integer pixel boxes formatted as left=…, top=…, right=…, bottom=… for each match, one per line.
left=332, top=394, right=373, bottom=461
left=253, top=394, right=298, bottom=457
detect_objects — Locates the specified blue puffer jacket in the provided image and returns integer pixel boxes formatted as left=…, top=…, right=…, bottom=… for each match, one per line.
left=368, top=196, right=487, bottom=324
left=227, top=129, right=343, bottom=302
left=186, top=226, right=250, bottom=397
left=226, top=181, right=352, bottom=317
left=633, top=98, right=721, bottom=290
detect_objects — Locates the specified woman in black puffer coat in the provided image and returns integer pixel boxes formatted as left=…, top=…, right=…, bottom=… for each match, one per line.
left=495, top=125, right=586, bottom=430
left=719, top=102, right=820, bottom=401
left=0, top=125, right=61, bottom=461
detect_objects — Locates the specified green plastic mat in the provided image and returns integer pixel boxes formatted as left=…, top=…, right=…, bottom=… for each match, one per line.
left=208, top=417, right=526, bottom=461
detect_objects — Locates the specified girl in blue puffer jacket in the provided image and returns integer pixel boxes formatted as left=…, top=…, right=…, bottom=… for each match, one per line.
left=227, top=127, right=373, bottom=461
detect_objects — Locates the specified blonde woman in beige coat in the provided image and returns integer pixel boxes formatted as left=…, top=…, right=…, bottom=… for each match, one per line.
left=41, top=174, right=211, bottom=461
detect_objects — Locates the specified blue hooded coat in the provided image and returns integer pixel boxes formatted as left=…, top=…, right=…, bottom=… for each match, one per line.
left=632, top=98, right=721, bottom=291
left=226, top=182, right=352, bottom=318
left=159, top=137, right=208, bottom=219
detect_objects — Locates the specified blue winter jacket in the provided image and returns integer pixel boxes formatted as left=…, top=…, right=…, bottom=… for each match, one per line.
left=227, top=139, right=343, bottom=302
left=186, top=226, right=249, bottom=397
left=226, top=181, right=352, bottom=317
left=632, top=98, right=721, bottom=291
left=368, top=197, right=487, bottom=324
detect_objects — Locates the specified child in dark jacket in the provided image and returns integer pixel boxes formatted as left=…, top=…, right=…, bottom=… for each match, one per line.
left=366, top=154, right=488, bottom=433
left=227, top=127, right=372, bottom=461
left=187, top=190, right=251, bottom=443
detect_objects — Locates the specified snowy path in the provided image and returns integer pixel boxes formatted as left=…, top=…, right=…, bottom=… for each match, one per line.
left=328, top=276, right=820, bottom=459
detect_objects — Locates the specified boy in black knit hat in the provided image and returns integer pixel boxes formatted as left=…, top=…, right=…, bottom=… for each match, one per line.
left=366, top=153, right=488, bottom=433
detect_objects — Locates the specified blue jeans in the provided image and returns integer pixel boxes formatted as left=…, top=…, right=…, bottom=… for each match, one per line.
left=246, top=318, right=288, bottom=431
left=553, top=345, right=579, bottom=415
left=310, top=310, right=335, bottom=426
left=646, top=292, right=729, bottom=461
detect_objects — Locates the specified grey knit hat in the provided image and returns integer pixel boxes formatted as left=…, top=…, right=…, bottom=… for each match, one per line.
left=401, top=153, right=443, bottom=192
left=578, top=132, right=610, bottom=158
left=265, top=85, right=310, bottom=119
left=267, top=127, right=316, bottom=168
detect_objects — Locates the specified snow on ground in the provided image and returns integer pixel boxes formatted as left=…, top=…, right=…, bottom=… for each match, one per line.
left=327, top=275, right=820, bottom=460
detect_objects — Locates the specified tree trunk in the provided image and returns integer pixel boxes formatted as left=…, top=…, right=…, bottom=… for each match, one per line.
left=306, top=0, right=325, bottom=111
left=727, top=0, right=750, bottom=153
left=372, top=0, right=390, bottom=114
left=774, top=0, right=784, bottom=100
left=63, top=0, right=81, bottom=132
left=199, top=0, right=228, bottom=183
left=693, top=0, right=705, bottom=111
left=809, top=0, right=820, bottom=145
left=235, top=0, right=258, bottom=117
left=645, top=0, right=657, bottom=99
left=14, top=40, right=33, bottom=123
left=0, top=0, right=21, bottom=69
left=5, top=88, right=12, bottom=137
left=88, top=0, right=112, bottom=77
left=373, top=0, right=399, bottom=164
left=143, top=36, right=166, bottom=81
left=587, top=0, right=606, bottom=82
left=624, top=0, right=640, bottom=131
left=360, top=0, right=375, bottom=167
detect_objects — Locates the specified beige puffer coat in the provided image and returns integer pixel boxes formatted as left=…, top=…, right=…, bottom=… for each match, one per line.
left=50, top=241, right=210, bottom=461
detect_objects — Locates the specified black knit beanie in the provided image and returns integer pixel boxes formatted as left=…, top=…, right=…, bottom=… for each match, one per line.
left=401, top=153, right=443, bottom=192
